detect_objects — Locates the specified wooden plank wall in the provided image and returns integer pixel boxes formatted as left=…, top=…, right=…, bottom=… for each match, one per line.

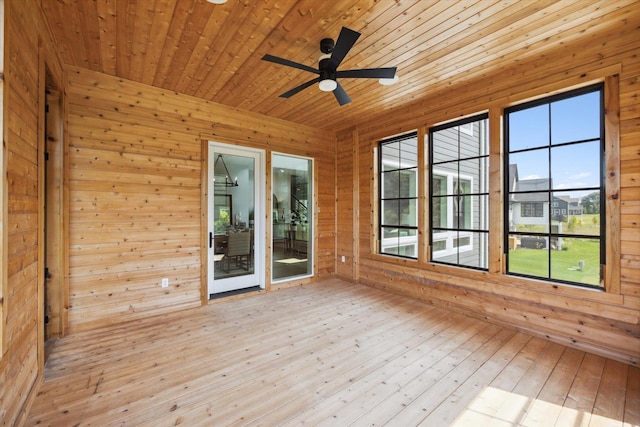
left=65, top=66, right=336, bottom=333
left=335, top=129, right=355, bottom=281
left=337, top=15, right=640, bottom=365
left=0, top=0, right=63, bottom=425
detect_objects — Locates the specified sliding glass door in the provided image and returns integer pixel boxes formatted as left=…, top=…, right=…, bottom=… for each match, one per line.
left=272, top=154, right=313, bottom=281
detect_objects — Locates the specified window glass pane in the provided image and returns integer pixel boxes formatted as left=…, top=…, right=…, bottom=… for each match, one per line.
left=508, top=234, right=549, bottom=277
left=399, top=169, right=417, bottom=198
left=509, top=193, right=550, bottom=233
left=381, top=227, right=417, bottom=257
left=432, top=128, right=459, bottom=163
left=432, top=198, right=447, bottom=229
left=381, top=199, right=400, bottom=226
left=458, top=123, right=487, bottom=159
left=399, top=199, right=417, bottom=227
left=458, top=231, right=488, bottom=269
left=432, top=230, right=455, bottom=260
left=466, top=195, right=488, bottom=230
left=459, top=157, right=488, bottom=194
left=433, top=163, right=458, bottom=181
left=551, top=141, right=601, bottom=190
left=399, top=139, right=418, bottom=168
left=509, top=104, right=549, bottom=151
left=551, top=191, right=599, bottom=236
left=381, top=144, right=400, bottom=171
left=509, top=149, right=549, bottom=184
left=383, top=170, right=400, bottom=198
left=432, top=174, right=447, bottom=195
left=550, top=238, right=600, bottom=286
left=551, top=91, right=600, bottom=145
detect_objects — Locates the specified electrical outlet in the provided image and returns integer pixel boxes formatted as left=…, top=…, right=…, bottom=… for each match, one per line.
left=161, top=278, right=169, bottom=288
left=341, top=255, right=345, bottom=263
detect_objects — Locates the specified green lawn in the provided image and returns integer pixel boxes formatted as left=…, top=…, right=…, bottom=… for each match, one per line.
left=509, top=237, right=601, bottom=287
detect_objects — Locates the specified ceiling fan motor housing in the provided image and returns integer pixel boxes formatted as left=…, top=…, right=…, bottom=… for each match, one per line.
left=319, top=57, right=336, bottom=80
left=320, top=37, right=335, bottom=54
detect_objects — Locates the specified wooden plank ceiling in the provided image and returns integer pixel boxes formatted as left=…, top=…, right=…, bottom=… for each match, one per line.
left=41, top=0, right=634, bottom=132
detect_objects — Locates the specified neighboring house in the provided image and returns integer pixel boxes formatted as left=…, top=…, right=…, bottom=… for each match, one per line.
left=508, top=165, right=572, bottom=250
left=551, top=197, right=569, bottom=221
left=556, top=195, right=583, bottom=216
left=510, top=177, right=552, bottom=230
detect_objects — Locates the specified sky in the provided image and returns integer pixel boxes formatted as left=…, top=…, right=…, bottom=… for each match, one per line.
left=508, top=90, right=601, bottom=197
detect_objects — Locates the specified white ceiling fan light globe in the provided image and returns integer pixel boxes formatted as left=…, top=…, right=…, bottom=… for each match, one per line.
left=319, top=79, right=338, bottom=92
left=379, top=74, right=399, bottom=85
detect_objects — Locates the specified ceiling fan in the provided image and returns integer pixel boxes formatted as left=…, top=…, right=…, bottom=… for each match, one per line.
left=261, top=26, right=397, bottom=106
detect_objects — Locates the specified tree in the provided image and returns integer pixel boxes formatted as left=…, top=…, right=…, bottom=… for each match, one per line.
left=581, top=191, right=600, bottom=214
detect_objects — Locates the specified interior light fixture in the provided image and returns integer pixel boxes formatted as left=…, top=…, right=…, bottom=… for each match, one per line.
left=206, top=0, right=227, bottom=4
left=319, top=79, right=338, bottom=92
left=213, top=154, right=238, bottom=187
left=379, top=74, right=399, bottom=85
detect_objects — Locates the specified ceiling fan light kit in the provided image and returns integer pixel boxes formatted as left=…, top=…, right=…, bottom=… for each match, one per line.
left=379, top=75, right=399, bottom=85
left=262, top=27, right=397, bottom=105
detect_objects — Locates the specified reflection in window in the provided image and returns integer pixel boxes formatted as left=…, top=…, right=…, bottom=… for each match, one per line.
left=430, top=114, right=489, bottom=270
left=379, top=133, right=418, bottom=259
left=505, top=84, right=604, bottom=288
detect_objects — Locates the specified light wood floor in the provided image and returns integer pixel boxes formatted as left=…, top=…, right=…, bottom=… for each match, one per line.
left=27, top=279, right=639, bottom=426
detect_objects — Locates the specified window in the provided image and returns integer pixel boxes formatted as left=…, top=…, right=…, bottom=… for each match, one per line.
left=378, top=133, right=418, bottom=259
left=430, top=114, right=489, bottom=269
left=505, top=84, right=604, bottom=288
left=521, top=202, right=544, bottom=217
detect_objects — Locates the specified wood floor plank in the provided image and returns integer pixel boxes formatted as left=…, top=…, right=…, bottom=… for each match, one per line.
left=624, top=366, right=640, bottom=426
left=488, top=341, right=566, bottom=425
left=519, top=347, right=585, bottom=426
left=420, top=331, right=533, bottom=426
left=555, top=352, right=606, bottom=427
left=451, top=336, right=548, bottom=425
left=25, top=279, right=639, bottom=426
left=589, top=359, right=628, bottom=427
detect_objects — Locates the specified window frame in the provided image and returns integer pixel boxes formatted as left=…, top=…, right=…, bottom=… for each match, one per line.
left=504, top=83, right=606, bottom=289
left=378, top=132, right=419, bottom=259
left=429, top=113, right=489, bottom=270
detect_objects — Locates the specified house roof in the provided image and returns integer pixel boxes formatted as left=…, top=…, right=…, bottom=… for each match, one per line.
left=512, top=178, right=551, bottom=203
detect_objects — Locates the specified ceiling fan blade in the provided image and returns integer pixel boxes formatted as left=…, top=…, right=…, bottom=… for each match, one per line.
left=330, top=27, right=360, bottom=68
left=337, top=67, right=397, bottom=79
left=262, top=54, right=318, bottom=75
left=333, top=82, right=351, bottom=106
left=280, top=77, right=320, bottom=98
